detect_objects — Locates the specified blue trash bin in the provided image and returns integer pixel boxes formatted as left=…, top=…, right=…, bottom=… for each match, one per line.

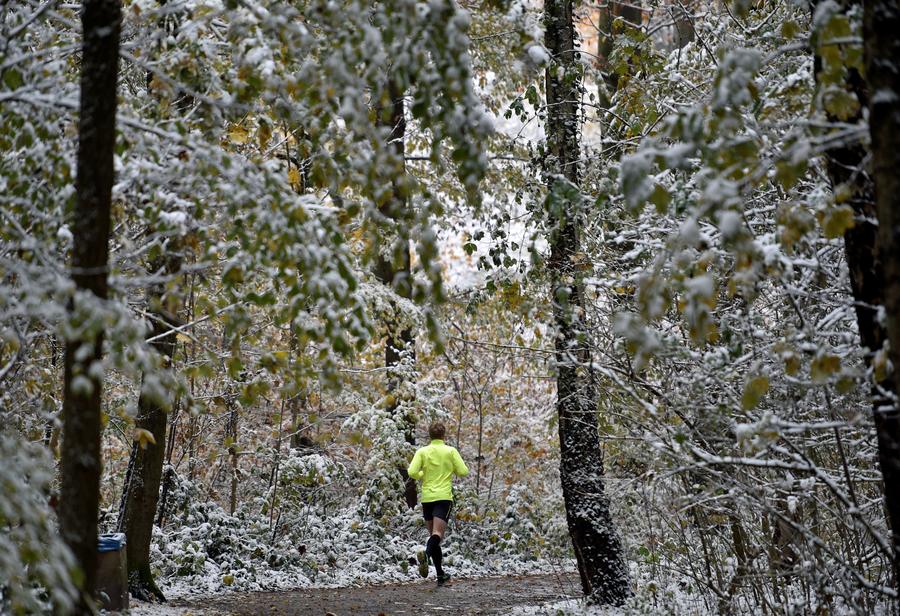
left=96, top=533, right=128, bottom=611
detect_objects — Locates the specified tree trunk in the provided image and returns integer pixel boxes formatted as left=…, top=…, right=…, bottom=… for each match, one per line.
left=595, top=2, right=642, bottom=109
left=289, top=387, right=308, bottom=450
left=118, top=255, right=180, bottom=602
left=374, top=80, right=417, bottom=510
left=864, top=0, right=900, bottom=598
left=544, top=0, right=630, bottom=605
left=813, top=0, right=900, bottom=593
left=59, top=0, right=121, bottom=611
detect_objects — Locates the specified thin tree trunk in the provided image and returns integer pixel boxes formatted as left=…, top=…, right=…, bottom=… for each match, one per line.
left=475, top=390, right=483, bottom=492
left=267, top=397, right=288, bottom=543
left=59, top=0, right=121, bottom=610
left=864, top=0, right=900, bottom=598
left=374, top=80, right=417, bottom=510
left=289, top=388, right=308, bottom=450
left=118, top=254, right=180, bottom=602
left=120, top=5, right=189, bottom=593
left=187, top=272, right=198, bottom=483
left=288, top=325, right=308, bottom=450
left=156, top=393, right=180, bottom=528
left=544, top=0, right=630, bottom=605
left=226, top=399, right=240, bottom=515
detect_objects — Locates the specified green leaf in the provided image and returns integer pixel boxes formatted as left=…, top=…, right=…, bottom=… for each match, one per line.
left=3, top=69, right=23, bottom=90
left=223, top=263, right=244, bottom=286
left=775, top=158, right=807, bottom=191
left=649, top=184, right=670, bottom=214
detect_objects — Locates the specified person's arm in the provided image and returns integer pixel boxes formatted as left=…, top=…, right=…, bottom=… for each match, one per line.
left=407, top=449, right=425, bottom=480
left=451, top=448, right=469, bottom=477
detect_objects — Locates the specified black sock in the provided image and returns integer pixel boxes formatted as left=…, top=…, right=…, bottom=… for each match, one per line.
left=427, top=534, right=444, bottom=576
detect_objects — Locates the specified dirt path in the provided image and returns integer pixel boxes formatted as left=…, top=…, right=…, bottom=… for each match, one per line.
left=175, top=573, right=581, bottom=615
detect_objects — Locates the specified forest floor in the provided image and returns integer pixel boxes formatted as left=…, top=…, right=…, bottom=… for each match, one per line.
left=129, top=572, right=582, bottom=615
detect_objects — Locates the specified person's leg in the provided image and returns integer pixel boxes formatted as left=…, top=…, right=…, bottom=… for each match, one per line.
left=418, top=502, right=435, bottom=578
left=431, top=516, right=446, bottom=538
left=426, top=531, right=444, bottom=578
left=427, top=501, right=452, bottom=583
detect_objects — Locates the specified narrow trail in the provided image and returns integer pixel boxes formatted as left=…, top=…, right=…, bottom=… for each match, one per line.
left=173, top=573, right=581, bottom=615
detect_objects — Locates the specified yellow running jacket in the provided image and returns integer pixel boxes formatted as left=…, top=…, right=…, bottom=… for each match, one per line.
left=407, top=439, right=469, bottom=502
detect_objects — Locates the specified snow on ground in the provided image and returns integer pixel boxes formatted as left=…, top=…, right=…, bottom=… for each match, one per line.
left=125, top=602, right=211, bottom=615
left=510, top=594, right=710, bottom=616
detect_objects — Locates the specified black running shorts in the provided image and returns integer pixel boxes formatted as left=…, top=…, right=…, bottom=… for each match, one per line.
left=422, top=500, right=453, bottom=522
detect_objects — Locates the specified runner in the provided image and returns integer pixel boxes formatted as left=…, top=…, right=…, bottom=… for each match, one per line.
left=407, top=421, right=469, bottom=587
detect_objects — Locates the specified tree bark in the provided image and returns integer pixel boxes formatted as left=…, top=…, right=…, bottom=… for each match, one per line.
left=59, top=0, right=121, bottom=611
left=812, top=0, right=900, bottom=593
left=118, top=255, right=180, bottom=602
left=119, top=7, right=191, bottom=589
left=864, top=0, right=900, bottom=598
left=374, top=80, right=418, bottom=510
left=595, top=2, right=642, bottom=109
left=544, top=0, right=630, bottom=605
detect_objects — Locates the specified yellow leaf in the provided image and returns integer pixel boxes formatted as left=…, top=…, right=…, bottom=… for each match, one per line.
left=257, top=122, right=272, bottom=149
left=176, top=332, right=192, bottom=344
left=833, top=184, right=853, bottom=204
left=781, top=20, right=799, bottom=39
left=874, top=348, right=889, bottom=383
left=148, top=74, right=169, bottom=94
left=836, top=375, right=855, bottom=393
left=228, top=125, right=249, bottom=145
left=811, top=354, right=841, bottom=382
left=742, top=375, right=769, bottom=410
left=784, top=353, right=801, bottom=376
left=705, top=322, right=720, bottom=344
left=818, top=205, right=855, bottom=239
left=288, top=167, right=301, bottom=188
left=134, top=428, right=157, bottom=449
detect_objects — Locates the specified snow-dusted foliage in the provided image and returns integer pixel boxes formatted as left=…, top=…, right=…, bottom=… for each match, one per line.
left=6, top=0, right=900, bottom=612
left=150, top=488, right=568, bottom=596
left=459, top=0, right=900, bottom=611
left=0, top=434, right=78, bottom=614
left=582, top=1, right=894, bottom=612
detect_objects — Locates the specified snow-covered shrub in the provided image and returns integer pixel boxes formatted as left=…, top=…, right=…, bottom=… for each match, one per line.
left=278, top=451, right=342, bottom=499
left=343, top=402, right=418, bottom=521
left=0, top=433, right=78, bottom=615
left=155, top=495, right=312, bottom=589
left=450, top=482, right=570, bottom=566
